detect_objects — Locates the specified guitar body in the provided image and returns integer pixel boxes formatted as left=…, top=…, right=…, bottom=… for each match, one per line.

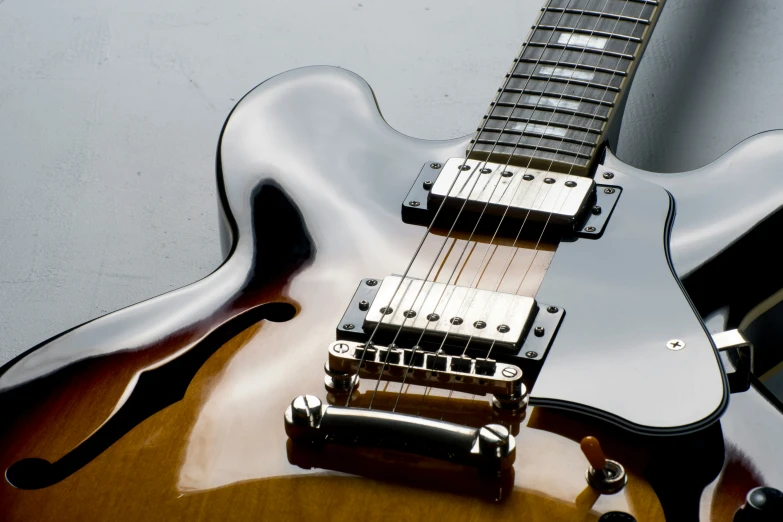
left=2, top=66, right=783, bottom=521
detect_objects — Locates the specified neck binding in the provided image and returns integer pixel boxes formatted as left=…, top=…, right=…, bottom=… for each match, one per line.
left=469, top=0, right=664, bottom=176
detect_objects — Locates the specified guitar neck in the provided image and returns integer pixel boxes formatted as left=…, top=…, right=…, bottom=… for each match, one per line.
left=469, top=0, right=665, bottom=176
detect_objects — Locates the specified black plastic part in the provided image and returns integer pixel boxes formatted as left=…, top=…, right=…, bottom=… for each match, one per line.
left=734, top=487, right=783, bottom=522
left=574, top=185, right=621, bottom=239
left=402, top=162, right=444, bottom=225
left=336, top=278, right=382, bottom=341
left=598, top=513, right=637, bottom=522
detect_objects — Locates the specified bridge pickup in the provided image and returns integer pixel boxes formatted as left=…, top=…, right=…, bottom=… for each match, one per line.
left=328, top=341, right=525, bottom=399
left=363, top=276, right=537, bottom=352
left=427, top=158, right=594, bottom=227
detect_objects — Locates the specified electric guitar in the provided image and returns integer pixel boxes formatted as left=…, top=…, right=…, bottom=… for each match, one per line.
left=3, top=0, right=783, bottom=520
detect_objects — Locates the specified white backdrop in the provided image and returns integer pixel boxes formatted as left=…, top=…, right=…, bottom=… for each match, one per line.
left=1, top=0, right=781, bottom=364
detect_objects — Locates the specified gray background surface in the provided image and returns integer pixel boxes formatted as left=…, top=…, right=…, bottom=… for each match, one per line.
left=1, top=0, right=781, bottom=365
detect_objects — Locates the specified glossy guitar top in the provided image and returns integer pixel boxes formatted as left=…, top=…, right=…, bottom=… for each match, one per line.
left=2, top=65, right=783, bottom=521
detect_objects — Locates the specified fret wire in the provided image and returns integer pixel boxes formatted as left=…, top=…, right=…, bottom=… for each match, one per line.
left=525, top=42, right=635, bottom=60
left=484, top=114, right=603, bottom=135
left=506, top=74, right=621, bottom=93
left=534, top=25, right=642, bottom=42
left=542, top=7, right=650, bottom=25
left=496, top=88, right=615, bottom=108
left=482, top=127, right=599, bottom=147
left=516, top=58, right=628, bottom=76
left=472, top=138, right=592, bottom=159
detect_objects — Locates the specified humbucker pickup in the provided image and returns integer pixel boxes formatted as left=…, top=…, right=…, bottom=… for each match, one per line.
left=364, top=275, right=537, bottom=352
left=429, top=158, right=594, bottom=227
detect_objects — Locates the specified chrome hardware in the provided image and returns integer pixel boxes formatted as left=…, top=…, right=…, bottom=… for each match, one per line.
left=324, top=362, right=359, bottom=394
left=712, top=329, right=754, bottom=394
left=365, top=276, right=537, bottom=352
left=666, top=339, right=685, bottom=351
left=284, top=396, right=516, bottom=472
left=586, top=459, right=627, bottom=494
left=428, top=158, right=594, bottom=226
left=328, top=341, right=526, bottom=406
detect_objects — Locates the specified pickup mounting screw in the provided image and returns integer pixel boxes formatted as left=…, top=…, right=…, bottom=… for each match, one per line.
left=408, top=200, right=420, bottom=207
left=334, top=343, right=350, bottom=353
left=342, top=323, right=355, bottom=330
left=430, top=163, right=442, bottom=169
left=534, top=326, right=545, bottom=337
left=358, top=300, right=369, bottom=311
left=547, top=306, right=559, bottom=313
left=544, top=177, right=556, bottom=184
left=603, top=172, right=615, bottom=179
left=366, top=279, right=378, bottom=286
left=584, top=226, right=596, bottom=232
left=403, top=310, right=417, bottom=318
left=501, top=170, right=513, bottom=177
left=450, top=317, right=464, bottom=325
left=497, top=324, right=510, bottom=333
left=666, top=339, right=686, bottom=350
left=565, top=181, right=577, bottom=187
left=380, top=307, right=394, bottom=315
left=604, top=188, right=616, bottom=195
left=525, top=351, right=538, bottom=358
left=423, top=180, right=433, bottom=190
left=501, top=367, right=518, bottom=378
left=523, top=174, right=534, bottom=181
left=480, top=168, right=492, bottom=174
left=459, top=164, right=471, bottom=171
left=427, top=313, right=440, bottom=321
left=592, top=205, right=602, bottom=215
left=473, top=320, right=487, bottom=329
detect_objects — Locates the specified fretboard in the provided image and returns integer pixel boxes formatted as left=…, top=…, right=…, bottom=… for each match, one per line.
left=469, top=0, right=664, bottom=176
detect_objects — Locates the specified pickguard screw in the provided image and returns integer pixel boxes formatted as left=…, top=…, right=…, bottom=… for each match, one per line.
left=403, top=310, right=417, bottom=318
left=604, top=188, right=616, bottom=195
left=666, top=339, right=686, bottom=350
left=473, top=320, right=487, bottom=329
left=534, top=326, right=545, bottom=337
left=544, top=178, right=556, bottom=184
left=501, top=171, right=514, bottom=177
left=480, top=168, right=492, bottom=174
left=408, top=200, right=420, bottom=207
left=501, top=367, right=518, bottom=378
left=525, top=351, right=538, bottom=358
left=358, top=300, right=369, bottom=311
left=380, top=307, right=393, bottom=315
left=565, top=181, right=577, bottom=187
left=459, top=164, right=471, bottom=171
left=450, top=317, right=464, bottom=325
left=366, top=279, right=378, bottom=286
left=427, top=313, right=440, bottom=321
left=342, top=324, right=355, bottom=330
left=547, top=306, right=559, bottom=313
left=430, top=163, right=442, bottom=169
left=423, top=180, right=433, bottom=190
left=592, top=205, right=602, bottom=215
left=603, top=172, right=615, bottom=179
left=584, top=226, right=596, bottom=232
left=497, top=324, right=510, bottom=333
left=334, top=343, right=350, bottom=353
left=523, top=174, right=534, bottom=181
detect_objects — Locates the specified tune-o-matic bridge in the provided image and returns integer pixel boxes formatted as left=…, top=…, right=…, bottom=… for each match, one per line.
left=326, top=340, right=526, bottom=408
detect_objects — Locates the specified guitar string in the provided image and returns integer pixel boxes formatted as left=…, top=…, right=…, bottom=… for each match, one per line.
left=366, top=0, right=591, bottom=411
left=444, top=0, right=651, bottom=421
left=411, top=0, right=640, bottom=418
left=380, top=0, right=613, bottom=413
left=350, top=0, right=575, bottom=409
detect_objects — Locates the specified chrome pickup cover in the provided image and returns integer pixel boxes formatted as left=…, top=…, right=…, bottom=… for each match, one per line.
left=429, top=158, right=594, bottom=226
left=364, top=276, right=537, bottom=352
